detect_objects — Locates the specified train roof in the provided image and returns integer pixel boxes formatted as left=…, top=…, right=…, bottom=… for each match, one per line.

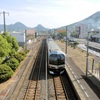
left=47, top=37, right=65, bottom=56
left=49, top=50, right=65, bottom=56
left=47, top=37, right=61, bottom=51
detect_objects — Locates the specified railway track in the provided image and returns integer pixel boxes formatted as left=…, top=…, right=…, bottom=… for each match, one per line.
left=48, top=71, right=78, bottom=100
left=60, top=72, right=78, bottom=100
left=53, top=76, right=66, bottom=99
left=3, top=38, right=79, bottom=100
left=3, top=39, right=41, bottom=100
left=18, top=39, right=47, bottom=100
left=23, top=39, right=45, bottom=100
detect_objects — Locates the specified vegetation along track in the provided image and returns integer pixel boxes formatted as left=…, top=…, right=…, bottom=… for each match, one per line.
left=4, top=39, right=42, bottom=100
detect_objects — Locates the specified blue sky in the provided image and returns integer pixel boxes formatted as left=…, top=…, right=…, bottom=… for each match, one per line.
left=0, top=0, right=100, bottom=28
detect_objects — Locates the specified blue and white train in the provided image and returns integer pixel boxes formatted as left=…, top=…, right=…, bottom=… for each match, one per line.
left=47, top=37, right=66, bottom=74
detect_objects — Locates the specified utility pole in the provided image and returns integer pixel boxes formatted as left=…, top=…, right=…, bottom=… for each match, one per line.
left=65, top=26, right=68, bottom=54
left=86, top=32, right=89, bottom=77
left=0, top=11, right=9, bottom=35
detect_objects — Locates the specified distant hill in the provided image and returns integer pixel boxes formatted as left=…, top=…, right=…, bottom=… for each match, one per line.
left=34, top=24, right=49, bottom=32
left=0, top=11, right=100, bottom=37
left=56, top=11, right=100, bottom=38
left=0, top=22, right=30, bottom=32
left=71, top=11, right=100, bottom=30
left=0, top=22, right=49, bottom=32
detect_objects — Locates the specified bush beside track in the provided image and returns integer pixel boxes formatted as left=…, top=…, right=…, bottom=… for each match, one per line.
left=0, top=50, right=29, bottom=82
left=0, top=32, right=29, bottom=82
left=0, top=64, right=14, bottom=82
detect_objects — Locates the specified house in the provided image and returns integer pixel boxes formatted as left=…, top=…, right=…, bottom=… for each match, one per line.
left=25, top=29, right=37, bottom=41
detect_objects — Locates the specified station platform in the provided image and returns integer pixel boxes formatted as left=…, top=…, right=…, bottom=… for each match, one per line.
left=65, top=57, right=100, bottom=100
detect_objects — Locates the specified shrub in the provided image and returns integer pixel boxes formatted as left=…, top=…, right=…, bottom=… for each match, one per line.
left=19, top=51, right=26, bottom=57
left=74, top=41, right=79, bottom=47
left=0, top=64, right=13, bottom=82
left=14, top=52, right=25, bottom=62
left=25, top=49, right=29, bottom=54
left=5, top=57, right=19, bottom=71
left=70, top=41, right=79, bottom=49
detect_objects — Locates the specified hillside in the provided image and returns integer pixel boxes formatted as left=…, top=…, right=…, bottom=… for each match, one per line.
left=73, top=11, right=100, bottom=29
left=57, top=11, right=100, bottom=38
left=34, top=24, right=49, bottom=32
left=0, top=22, right=48, bottom=32
left=0, top=22, right=30, bottom=32
left=0, top=11, right=100, bottom=37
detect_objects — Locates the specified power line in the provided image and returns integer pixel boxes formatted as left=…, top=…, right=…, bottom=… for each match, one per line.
left=0, top=11, right=9, bottom=35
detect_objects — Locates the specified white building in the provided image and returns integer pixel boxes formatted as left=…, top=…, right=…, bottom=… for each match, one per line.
left=9, top=32, right=26, bottom=47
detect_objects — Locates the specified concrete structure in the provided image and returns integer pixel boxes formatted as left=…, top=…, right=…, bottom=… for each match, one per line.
left=9, top=32, right=26, bottom=47
left=9, top=29, right=36, bottom=47
left=75, top=24, right=88, bottom=38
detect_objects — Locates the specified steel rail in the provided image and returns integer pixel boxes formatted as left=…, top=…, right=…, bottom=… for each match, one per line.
left=60, top=75, right=69, bottom=100
left=34, top=40, right=45, bottom=100
left=23, top=41, right=43, bottom=100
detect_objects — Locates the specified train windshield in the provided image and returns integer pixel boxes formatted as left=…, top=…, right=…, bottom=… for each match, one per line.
left=49, top=54, right=65, bottom=65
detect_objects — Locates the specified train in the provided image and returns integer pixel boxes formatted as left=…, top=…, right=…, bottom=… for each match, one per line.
left=47, top=37, right=66, bottom=74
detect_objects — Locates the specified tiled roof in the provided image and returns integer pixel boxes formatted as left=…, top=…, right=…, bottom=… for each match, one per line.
left=25, top=29, right=35, bottom=35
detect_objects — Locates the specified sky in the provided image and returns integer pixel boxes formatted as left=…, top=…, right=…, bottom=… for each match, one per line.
left=0, top=0, right=100, bottom=28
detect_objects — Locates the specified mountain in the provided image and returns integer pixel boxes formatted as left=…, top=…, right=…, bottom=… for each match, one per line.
left=34, top=24, right=49, bottom=32
left=74, top=11, right=100, bottom=29
left=56, top=11, right=100, bottom=38
left=0, top=11, right=100, bottom=36
left=0, top=22, right=30, bottom=32
left=0, top=22, right=49, bottom=32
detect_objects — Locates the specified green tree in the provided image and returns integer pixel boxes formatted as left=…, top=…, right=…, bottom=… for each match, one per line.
left=0, top=35, right=11, bottom=58
left=0, top=64, right=13, bottom=82
left=5, top=57, right=19, bottom=71
left=70, top=31, right=77, bottom=37
left=2, top=32, right=19, bottom=56
left=57, top=30, right=66, bottom=39
left=73, top=41, right=79, bottom=48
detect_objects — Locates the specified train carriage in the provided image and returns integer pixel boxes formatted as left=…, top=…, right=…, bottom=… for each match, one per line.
left=47, top=37, right=65, bottom=74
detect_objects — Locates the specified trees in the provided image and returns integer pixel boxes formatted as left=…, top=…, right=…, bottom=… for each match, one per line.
left=56, top=30, right=66, bottom=39
left=0, top=32, right=29, bottom=82
left=0, top=64, right=13, bottom=82
left=0, top=32, right=19, bottom=63
left=5, top=57, right=19, bottom=71
left=0, top=35, right=11, bottom=63
left=70, top=31, right=76, bottom=37
left=1, top=32, right=19, bottom=56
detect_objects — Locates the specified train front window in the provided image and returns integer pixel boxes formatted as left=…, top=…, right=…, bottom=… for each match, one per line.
left=49, top=54, right=65, bottom=65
